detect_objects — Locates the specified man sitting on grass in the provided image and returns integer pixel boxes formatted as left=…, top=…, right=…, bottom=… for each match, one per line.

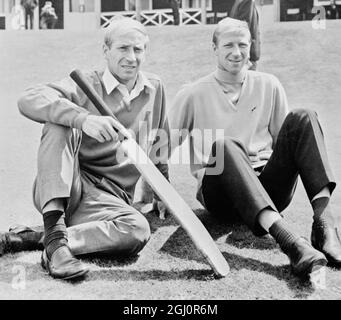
left=167, top=17, right=341, bottom=281
left=0, top=18, right=169, bottom=280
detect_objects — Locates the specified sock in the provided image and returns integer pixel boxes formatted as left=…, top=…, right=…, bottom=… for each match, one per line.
left=43, top=210, right=68, bottom=259
left=269, top=219, right=300, bottom=253
left=312, top=197, right=334, bottom=225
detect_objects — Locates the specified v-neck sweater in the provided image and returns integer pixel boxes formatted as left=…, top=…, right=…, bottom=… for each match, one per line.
left=168, top=70, right=289, bottom=201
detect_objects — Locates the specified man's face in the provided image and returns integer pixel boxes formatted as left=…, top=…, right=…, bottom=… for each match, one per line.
left=103, top=30, right=147, bottom=85
left=213, top=31, right=250, bottom=75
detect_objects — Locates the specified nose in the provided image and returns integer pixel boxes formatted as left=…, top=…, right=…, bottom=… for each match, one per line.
left=231, top=45, right=241, bottom=57
left=125, top=48, right=136, bottom=62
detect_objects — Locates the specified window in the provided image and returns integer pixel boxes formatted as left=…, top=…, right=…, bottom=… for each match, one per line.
left=126, top=0, right=135, bottom=10
left=70, top=0, right=95, bottom=12
left=182, top=0, right=212, bottom=10
left=126, top=0, right=152, bottom=10
left=256, top=0, right=274, bottom=5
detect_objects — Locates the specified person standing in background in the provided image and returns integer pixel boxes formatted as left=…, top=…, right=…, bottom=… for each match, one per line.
left=40, top=1, right=58, bottom=29
left=169, top=0, right=180, bottom=25
left=21, top=0, right=37, bottom=30
left=229, top=0, right=260, bottom=70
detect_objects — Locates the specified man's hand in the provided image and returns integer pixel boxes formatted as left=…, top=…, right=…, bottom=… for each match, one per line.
left=82, top=115, right=119, bottom=143
left=153, top=199, right=169, bottom=220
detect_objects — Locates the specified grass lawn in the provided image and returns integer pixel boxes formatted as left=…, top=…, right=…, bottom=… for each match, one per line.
left=0, top=20, right=341, bottom=300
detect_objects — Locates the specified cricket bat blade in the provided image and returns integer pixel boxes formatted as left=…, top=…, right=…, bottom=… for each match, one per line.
left=121, top=139, right=230, bottom=277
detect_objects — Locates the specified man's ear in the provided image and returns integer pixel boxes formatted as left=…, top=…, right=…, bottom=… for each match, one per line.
left=103, top=44, right=109, bottom=58
left=212, top=42, right=218, bottom=56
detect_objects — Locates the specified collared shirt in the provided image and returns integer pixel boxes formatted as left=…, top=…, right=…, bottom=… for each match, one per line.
left=102, top=68, right=154, bottom=112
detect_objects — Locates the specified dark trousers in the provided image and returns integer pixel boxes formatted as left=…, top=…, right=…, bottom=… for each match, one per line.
left=25, top=10, right=34, bottom=29
left=40, top=16, right=57, bottom=29
left=202, top=109, right=336, bottom=236
left=170, top=0, right=180, bottom=25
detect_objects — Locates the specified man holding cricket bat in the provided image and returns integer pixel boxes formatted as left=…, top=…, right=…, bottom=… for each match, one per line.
left=0, top=18, right=169, bottom=280
left=168, top=17, right=341, bottom=280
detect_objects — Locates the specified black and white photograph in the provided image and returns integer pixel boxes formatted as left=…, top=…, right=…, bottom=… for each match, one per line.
left=0, top=0, right=341, bottom=306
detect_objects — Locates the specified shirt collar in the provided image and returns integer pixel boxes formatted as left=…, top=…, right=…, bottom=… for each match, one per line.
left=102, top=67, right=155, bottom=96
left=102, top=67, right=120, bottom=95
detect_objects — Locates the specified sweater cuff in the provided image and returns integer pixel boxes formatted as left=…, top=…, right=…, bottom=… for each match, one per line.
left=73, top=111, right=90, bottom=130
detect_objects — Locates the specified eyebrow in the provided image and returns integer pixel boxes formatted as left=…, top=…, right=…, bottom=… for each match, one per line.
left=223, top=40, right=249, bottom=45
left=115, top=42, right=145, bottom=48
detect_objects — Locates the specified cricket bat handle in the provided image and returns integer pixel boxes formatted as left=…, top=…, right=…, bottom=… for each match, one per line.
left=70, top=69, right=132, bottom=139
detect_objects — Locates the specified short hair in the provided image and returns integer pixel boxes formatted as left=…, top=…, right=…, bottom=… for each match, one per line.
left=212, top=17, right=251, bottom=45
left=103, top=17, right=149, bottom=48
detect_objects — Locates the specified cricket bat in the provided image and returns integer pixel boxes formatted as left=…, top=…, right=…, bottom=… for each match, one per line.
left=70, top=69, right=230, bottom=277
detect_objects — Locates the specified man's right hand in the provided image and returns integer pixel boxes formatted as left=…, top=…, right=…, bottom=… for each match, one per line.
left=82, top=115, right=119, bottom=143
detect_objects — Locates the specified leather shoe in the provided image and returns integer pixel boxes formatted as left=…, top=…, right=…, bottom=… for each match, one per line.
left=311, top=219, right=341, bottom=267
left=9, top=224, right=44, bottom=250
left=285, top=237, right=327, bottom=278
left=9, top=224, right=44, bottom=235
left=0, top=230, right=43, bottom=256
left=0, top=232, right=11, bottom=256
left=41, top=245, right=89, bottom=280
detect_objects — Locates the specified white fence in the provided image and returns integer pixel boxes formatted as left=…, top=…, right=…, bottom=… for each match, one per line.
left=101, top=9, right=203, bottom=28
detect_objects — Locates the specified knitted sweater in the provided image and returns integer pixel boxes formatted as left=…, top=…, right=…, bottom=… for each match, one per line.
left=168, top=69, right=289, bottom=201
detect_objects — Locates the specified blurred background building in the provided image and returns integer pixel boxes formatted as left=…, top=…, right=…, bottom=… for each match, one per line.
left=0, top=0, right=340, bottom=30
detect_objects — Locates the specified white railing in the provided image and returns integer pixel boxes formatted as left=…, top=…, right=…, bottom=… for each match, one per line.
left=101, top=9, right=202, bottom=28
left=141, top=9, right=173, bottom=26
left=101, top=10, right=136, bottom=28
left=180, top=8, right=202, bottom=25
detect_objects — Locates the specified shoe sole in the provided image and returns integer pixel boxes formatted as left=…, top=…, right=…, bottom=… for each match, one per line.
left=311, top=231, right=341, bottom=268
left=312, top=248, right=341, bottom=268
left=309, top=265, right=326, bottom=290
left=292, top=257, right=327, bottom=280
left=53, top=268, right=89, bottom=281
left=320, top=250, right=341, bottom=268
left=41, top=251, right=89, bottom=281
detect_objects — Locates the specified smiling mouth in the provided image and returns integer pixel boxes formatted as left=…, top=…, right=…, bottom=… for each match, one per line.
left=122, top=66, right=136, bottom=69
